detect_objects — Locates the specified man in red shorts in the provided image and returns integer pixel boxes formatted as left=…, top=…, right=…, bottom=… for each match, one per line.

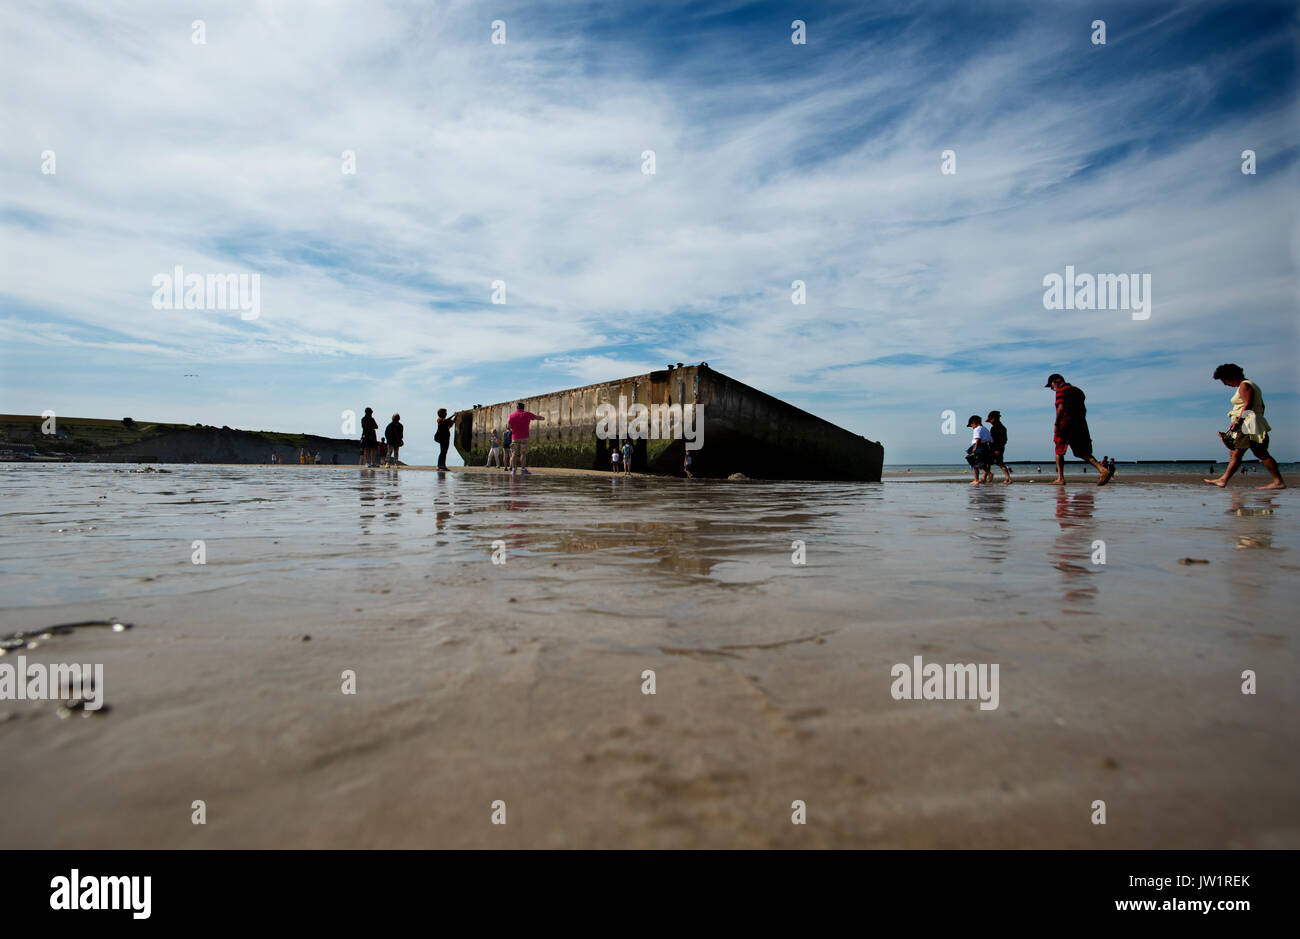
left=1046, top=373, right=1113, bottom=486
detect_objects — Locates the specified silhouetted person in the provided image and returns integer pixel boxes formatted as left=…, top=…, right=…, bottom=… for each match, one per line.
left=434, top=408, right=457, bottom=471
left=985, top=411, right=1012, bottom=484
left=385, top=414, right=404, bottom=466
left=361, top=407, right=379, bottom=467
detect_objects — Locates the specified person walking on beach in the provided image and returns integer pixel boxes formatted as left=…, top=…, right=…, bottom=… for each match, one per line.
left=622, top=440, right=634, bottom=475
left=683, top=451, right=693, bottom=477
left=384, top=413, right=404, bottom=467
left=965, top=415, right=993, bottom=485
left=984, top=411, right=1012, bottom=484
left=501, top=426, right=512, bottom=470
left=1204, top=364, right=1286, bottom=489
left=486, top=428, right=501, bottom=467
left=361, top=407, right=379, bottom=467
left=610, top=444, right=621, bottom=473
left=507, top=402, right=544, bottom=475
left=434, top=408, right=457, bottom=471
left=1046, top=374, right=1113, bottom=486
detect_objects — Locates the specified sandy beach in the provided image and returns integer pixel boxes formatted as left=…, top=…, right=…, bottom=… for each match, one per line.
left=1, top=463, right=1296, bottom=848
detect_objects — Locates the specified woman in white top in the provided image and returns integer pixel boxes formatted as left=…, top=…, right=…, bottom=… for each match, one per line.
left=1205, top=364, right=1285, bottom=489
left=486, top=429, right=501, bottom=467
left=965, top=415, right=993, bottom=486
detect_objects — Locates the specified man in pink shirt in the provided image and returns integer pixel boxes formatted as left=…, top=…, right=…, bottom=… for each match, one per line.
left=507, top=401, right=545, bottom=475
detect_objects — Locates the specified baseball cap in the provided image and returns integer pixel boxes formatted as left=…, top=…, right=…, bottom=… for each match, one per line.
left=1045, top=373, right=1064, bottom=388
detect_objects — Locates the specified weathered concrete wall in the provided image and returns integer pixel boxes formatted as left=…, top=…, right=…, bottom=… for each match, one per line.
left=456, top=365, right=883, bottom=481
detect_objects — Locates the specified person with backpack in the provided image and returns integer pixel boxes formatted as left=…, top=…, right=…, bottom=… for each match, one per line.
left=965, top=415, right=993, bottom=486
left=501, top=426, right=512, bottom=471
left=434, top=408, right=457, bottom=471
left=384, top=414, right=404, bottom=467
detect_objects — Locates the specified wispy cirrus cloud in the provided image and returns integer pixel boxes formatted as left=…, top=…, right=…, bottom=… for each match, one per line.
left=1, top=0, right=1295, bottom=462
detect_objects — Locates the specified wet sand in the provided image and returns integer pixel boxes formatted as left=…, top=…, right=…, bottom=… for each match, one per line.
left=0, top=464, right=1296, bottom=848
left=885, top=471, right=1283, bottom=486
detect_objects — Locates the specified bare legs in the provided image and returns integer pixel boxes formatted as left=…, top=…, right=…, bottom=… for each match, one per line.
left=1206, top=448, right=1287, bottom=489
left=1055, top=454, right=1113, bottom=486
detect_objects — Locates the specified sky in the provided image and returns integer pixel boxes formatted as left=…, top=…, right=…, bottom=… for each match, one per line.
left=1, top=0, right=1297, bottom=465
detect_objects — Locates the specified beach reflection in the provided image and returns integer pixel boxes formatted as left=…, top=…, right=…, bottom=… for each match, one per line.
left=1224, top=492, right=1279, bottom=607
left=1, top=465, right=1294, bottom=635
left=357, top=470, right=380, bottom=535
left=1053, top=490, right=1098, bottom=611
left=966, top=486, right=1010, bottom=566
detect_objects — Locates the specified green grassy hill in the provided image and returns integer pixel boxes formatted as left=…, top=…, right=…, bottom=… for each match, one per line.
left=0, top=414, right=362, bottom=463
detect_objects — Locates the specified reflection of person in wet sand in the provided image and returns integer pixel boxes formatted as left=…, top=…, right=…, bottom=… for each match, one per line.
left=1046, top=374, right=1113, bottom=486
left=1204, top=364, right=1286, bottom=490
left=1053, top=490, right=1098, bottom=609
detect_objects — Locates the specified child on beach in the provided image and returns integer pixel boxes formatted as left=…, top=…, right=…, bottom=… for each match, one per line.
left=683, top=451, right=693, bottom=477
left=622, top=441, right=634, bottom=475
left=502, top=427, right=512, bottom=470
left=966, top=415, right=992, bottom=485
left=486, top=429, right=501, bottom=467
left=610, top=446, right=621, bottom=473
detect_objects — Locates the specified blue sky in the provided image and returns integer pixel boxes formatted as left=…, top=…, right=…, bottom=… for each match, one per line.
left=1, top=0, right=1297, bottom=464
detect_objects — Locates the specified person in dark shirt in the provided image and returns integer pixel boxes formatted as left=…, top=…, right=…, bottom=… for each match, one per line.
left=1046, top=374, right=1113, bottom=486
left=984, top=411, right=1012, bottom=485
left=434, top=408, right=458, bottom=470
left=360, top=407, right=379, bottom=467
left=384, top=414, right=404, bottom=467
